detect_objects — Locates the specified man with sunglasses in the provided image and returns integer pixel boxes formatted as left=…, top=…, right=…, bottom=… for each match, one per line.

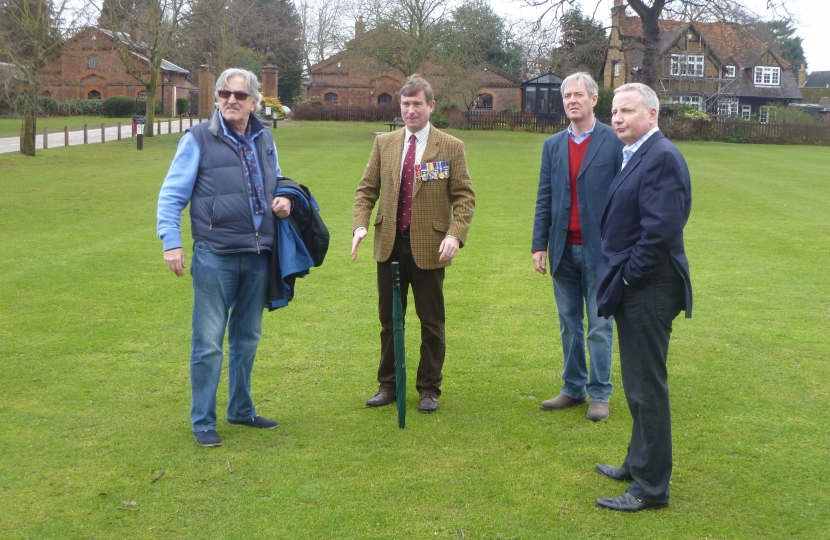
left=157, top=68, right=290, bottom=447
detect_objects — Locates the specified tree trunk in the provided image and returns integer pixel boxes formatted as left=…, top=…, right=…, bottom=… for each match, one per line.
left=21, top=86, right=37, bottom=156
left=145, top=72, right=159, bottom=137
left=640, top=9, right=661, bottom=90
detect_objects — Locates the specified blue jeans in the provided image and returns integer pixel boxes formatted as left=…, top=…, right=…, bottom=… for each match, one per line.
left=552, top=243, right=614, bottom=402
left=190, top=242, right=269, bottom=431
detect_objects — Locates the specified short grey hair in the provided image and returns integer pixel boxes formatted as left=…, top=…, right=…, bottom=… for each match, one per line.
left=215, top=68, right=262, bottom=109
left=561, top=72, right=598, bottom=98
left=615, top=83, right=660, bottom=116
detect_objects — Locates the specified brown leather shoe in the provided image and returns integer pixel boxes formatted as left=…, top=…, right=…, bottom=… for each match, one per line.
left=540, top=393, right=586, bottom=410
left=418, top=395, right=438, bottom=413
left=587, top=401, right=610, bottom=421
left=366, top=391, right=395, bottom=407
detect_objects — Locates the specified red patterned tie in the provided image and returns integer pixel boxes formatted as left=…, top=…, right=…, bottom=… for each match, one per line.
left=397, top=134, right=417, bottom=233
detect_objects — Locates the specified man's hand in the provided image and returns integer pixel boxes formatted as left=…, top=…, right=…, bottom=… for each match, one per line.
left=271, top=196, right=292, bottom=219
left=164, top=248, right=186, bottom=277
left=533, top=251, right=547, bottom=275
left=351, top=227, right=367, bottom=261
left=438, top=236, right=460, bottom=263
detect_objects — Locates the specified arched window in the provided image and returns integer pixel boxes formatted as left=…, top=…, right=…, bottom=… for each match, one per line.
left=476, top=93, right=493, bottom=109
left=88, top=55, right=100, bottom=69
left=324, top=92, right=338, bottom=105
left=88, top=90, right=102, bottom=100
left=377, top=93, right=392, bottom=104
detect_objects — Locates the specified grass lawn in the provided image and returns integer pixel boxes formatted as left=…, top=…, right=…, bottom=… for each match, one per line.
left=1, top=122, right=828, bottom=538
left=0, top=117, right=179, bottom=138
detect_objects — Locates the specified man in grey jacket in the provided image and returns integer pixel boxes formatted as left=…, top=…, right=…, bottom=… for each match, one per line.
left=531, top=72, right=624, bottom=421
left=157, top=68, right=290, bottom=447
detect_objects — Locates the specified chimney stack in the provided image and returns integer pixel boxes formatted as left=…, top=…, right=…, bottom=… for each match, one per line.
left=798, top=62, right=807, bottom=87
left=355, top=16, right=365, bottom=38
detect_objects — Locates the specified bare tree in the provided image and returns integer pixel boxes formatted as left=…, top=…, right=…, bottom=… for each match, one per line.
left=0, top=0, right=75, bottom=155
left=524, top=0, right=791, bottom=89
left=298, top=0, right=349, bottom=76
left=99, top=0, right=187, bottom=135
left=350, top=0, right=449, bottom=77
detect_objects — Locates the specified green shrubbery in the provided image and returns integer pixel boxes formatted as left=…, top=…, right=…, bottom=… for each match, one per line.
left=102, top=96, right=136, bottom=117
left=176, top=98, right=190, bottom=116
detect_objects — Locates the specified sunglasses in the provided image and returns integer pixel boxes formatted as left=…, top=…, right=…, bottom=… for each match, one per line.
left=218, top=90, right=250, bottom=101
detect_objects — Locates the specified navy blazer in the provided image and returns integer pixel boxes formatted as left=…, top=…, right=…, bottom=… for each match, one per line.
left=532, top=121, right=624, bottom=275
left=596, top=131, right=693, bottom=319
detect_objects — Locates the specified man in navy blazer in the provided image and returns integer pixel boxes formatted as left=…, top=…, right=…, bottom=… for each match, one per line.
left=594, top=83, right=692, bottom=512
left=531, top=73, right=624, bottom=421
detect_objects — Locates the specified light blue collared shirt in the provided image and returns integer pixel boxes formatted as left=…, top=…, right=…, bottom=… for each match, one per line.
left=567, top=119, right=596, bottom=145
left=621, top=127, right=660, bottom=170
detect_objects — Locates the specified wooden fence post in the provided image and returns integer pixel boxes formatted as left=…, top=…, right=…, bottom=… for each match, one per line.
left=19, top=127, right=23, bottom=151
left=64, top=126, right=69, bottom=146
left=83, top=124, right=88, bottom=144
left=117, top=122, right=121, bottom=141
left=157, top=120, right=161, bottom=135
left=179, top=117, right=183, bottom=132
left=101, top=123, right=105, bottom=143
left=43, top=127, right=48, bottom=149
left=168, top=118, right=172, bottom=133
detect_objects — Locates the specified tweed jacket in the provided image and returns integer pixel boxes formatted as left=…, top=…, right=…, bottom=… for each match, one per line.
left=353, top=125, right=476, bottom=269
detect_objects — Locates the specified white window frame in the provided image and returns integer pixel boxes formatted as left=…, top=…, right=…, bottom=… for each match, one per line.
left=718, top=97, right=739, bottom=117
left=741, top=104, right=751, bottom=120
left=759, top=105, right=776, bottom=124
left=613, top=62, right=620, bottom=77
left=754, top=66, right=780, bottom=86
left=724, top=65, right=736, bottom=78
left=671, top=95, right=703, bottom=111
left=671, top=54, right=704, bottom=77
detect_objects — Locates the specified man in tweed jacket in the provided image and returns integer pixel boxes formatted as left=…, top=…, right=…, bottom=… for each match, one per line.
left=352, top=75, right=475, bottom=413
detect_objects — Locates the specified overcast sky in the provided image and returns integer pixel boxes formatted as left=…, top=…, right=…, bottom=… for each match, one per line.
left=488, top=0, right=829, bottom=72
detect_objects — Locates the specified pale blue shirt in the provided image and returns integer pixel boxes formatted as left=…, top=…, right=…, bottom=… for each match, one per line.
left=621, top=127, right=660, bottom=170
left=567, top=119, right=596, bottom=145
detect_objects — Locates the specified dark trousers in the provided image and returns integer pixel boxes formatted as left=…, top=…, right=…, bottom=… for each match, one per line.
left=376, top=233, right=446, bottom=397
left=615, top=262, right=685, bottom=503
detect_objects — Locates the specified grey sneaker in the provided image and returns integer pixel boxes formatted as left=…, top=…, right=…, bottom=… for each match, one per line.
left=540, top=393, right=586, bottom=410
left=194, top=429, right=222, bottom=447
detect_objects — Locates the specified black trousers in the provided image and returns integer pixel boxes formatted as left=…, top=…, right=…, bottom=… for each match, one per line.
left=376, top=233, right=446, bottom=397
left=615, top=262, right=685, bottom=503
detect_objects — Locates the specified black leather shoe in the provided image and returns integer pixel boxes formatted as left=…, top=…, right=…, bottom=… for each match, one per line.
left=193, top=429, right=222, bottom=447
left=227, top=415, right=279, bottom=429
left=366, top=391, right=396, bottom=407
left=418, top=395, right=438, bottom=413
left=595, top=492, right=668, bottom=512
left=596, top=463, right=634, bottom=482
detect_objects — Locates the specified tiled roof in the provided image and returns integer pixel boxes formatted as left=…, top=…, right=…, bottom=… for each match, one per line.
left=803, top=71, right=830, bottom=88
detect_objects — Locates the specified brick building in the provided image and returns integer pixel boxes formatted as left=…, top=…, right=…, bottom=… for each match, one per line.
left=38, top=27, right=197, bottom=116
left=306, top=21, right=522, bottom=111
left=603, top=0, right=801, bottom=120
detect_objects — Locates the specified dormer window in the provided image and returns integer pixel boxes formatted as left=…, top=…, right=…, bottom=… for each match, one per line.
left=724, top=65, right=735, bottom=78
left=754, top=66, right=780, bottom=86
left=671, top=54, right=704, bottom=77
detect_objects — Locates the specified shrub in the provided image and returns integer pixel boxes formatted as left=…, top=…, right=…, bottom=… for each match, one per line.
left=260, top=96, right=287, bottom=120
left=773, top=106, right=817, bottom=125
left=595, top=87, right=614, bottom=118
left=12, top=95, right=59, bottom=116
left=176, top=98, right=189, bottom=116
left=102, top=96, right=136, bottom=117
left=677, top=104, right=711, bottom=121
left=57, top=99, right=104, bottom=116
left=430, top=110, right=449, bottom=128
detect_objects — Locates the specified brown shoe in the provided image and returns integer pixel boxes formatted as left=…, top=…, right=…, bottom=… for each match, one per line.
left=587, top=401, right=610, bottom=421
left=366, top=391, right=395, bottom=407
left=540, top=393, right=586, bottom=410
left=418, top=395, right=438, bottom=413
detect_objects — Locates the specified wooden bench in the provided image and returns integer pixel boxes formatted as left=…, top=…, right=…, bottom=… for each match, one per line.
left=386, top=117, right=403, bottom=131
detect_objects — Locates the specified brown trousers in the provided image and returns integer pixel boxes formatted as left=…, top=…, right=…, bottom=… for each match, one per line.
left=376, top=233, right=446, bottom=397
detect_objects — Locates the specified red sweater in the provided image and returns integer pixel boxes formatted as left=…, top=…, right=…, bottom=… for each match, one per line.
left=567, top=135, right=591, bottom=244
